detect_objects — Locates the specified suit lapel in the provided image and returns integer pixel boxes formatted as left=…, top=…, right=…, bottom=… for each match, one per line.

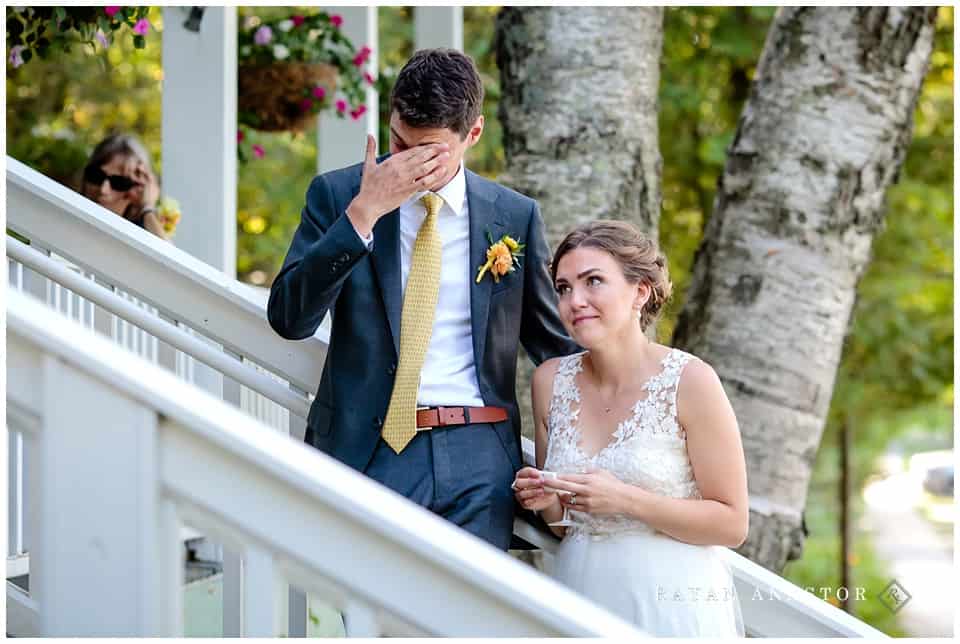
left=466, top=171, right=504, bottom=371
left=370, top=208, right=402, bottom=357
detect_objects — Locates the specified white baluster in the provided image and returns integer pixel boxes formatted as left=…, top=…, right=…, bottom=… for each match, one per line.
left=7, top=430, right=23, bottom=556
left=343, top=599, right=381, bottom=637
left=242, top=545, right=287, bottom=637
left=222, top=547, right=243, bottom=636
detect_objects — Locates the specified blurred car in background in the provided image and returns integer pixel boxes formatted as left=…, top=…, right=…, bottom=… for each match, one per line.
left=922, top=464, right=954, bottom=498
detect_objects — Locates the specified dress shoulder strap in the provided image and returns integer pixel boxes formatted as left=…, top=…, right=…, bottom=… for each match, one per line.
left=546, top=352, right=585, bottom=431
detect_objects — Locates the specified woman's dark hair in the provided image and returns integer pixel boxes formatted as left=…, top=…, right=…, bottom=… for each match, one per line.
left=80, top=133, right=154, bottom=199
left=389, top=48, right=484, bottom=139
left=551, top=220, right=673, bottom=331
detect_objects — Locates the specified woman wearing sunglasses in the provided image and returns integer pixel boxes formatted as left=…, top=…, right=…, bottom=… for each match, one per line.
left=80, top=133, right=168, bottom=240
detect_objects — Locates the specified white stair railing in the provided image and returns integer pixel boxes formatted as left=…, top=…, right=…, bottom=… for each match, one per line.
left=8, top=237, right=309, bottom=418
left=6, top=156, right=326, bottom=395
left=6, top=156, right=888, bottom=637
left=7, top=156, right=315, bottom=634
left=7, top=288, right=643, bottom=637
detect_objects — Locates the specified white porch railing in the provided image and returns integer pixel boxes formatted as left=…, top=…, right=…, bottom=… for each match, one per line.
left=6, top=156, right=887, bottom=637
left=7, top=156, right=319, bottom=634
left=7, top=288, right=643, bottom=637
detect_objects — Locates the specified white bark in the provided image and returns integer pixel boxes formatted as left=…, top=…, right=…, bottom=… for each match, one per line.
left=496, top=6, right=663, bottom=241
left=673, top=7, right=938, bottom=572
left=495, top=6, right=664, bottom=449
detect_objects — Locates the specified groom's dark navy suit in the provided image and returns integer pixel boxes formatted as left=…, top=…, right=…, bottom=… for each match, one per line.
left=268, top=159, right=577, bottom=549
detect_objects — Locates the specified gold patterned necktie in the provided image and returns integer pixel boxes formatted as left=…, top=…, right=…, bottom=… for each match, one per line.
left=381, top=192, right=444, bottom=453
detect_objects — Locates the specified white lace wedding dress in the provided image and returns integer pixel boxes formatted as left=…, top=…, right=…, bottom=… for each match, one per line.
left=543, top=349, right=744, bottom=637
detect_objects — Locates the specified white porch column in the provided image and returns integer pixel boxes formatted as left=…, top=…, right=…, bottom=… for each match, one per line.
left=414, top=7, right=464, bottom=51
left=160, top=9, right=240, bottom=634
left=316, top=7, right=379, bottom=174
left=159, top=8, right=231, bottom=394
left=161, top=6, right=237, bottom=276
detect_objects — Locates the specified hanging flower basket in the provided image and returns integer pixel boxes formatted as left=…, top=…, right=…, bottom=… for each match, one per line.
left=238, top=62, right=338, bottom=132
left=236, top=11, right=373, bottom=139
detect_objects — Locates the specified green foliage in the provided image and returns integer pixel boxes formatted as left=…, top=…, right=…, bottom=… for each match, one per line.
left=6, top=6, right=151, bottom=67
left=462, top=6, right=505, bottom=177
left=236, top=126, right=318, bottom=283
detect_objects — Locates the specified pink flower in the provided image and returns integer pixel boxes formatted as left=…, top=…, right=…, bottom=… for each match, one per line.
left=312, top=85, right=326, bottom=100
left=133, top=18, right=150, bottom=36
left=335, top=99, right=347, bottom=113
left=300, top=98, right=314, bottom=112
left=353, top=45, right=372, bottom=67
left=329, top=14, right=343, bottom=28
left=350, top=105, right=367, bottom=121
left=291, top=15, right=305, bottom=27
left=8, top=45, right=24, bottom=69
left=253, top=25, right=272, bottom=45
left=105, top=6, right=121, bottom=18
left=364, top=71, right=376, bottom=85
left=237, top=129, right=244, bottom=143
left=252, top=144, right=265, bottom=159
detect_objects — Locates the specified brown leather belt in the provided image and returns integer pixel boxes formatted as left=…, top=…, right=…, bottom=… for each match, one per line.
left=416, top=406, right=508, bottom=430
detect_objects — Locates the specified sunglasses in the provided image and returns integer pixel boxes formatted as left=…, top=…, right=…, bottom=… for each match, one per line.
left=83, top=165, right=139, bottom=192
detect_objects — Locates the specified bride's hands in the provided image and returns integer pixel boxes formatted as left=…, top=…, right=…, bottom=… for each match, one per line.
left=549, top=468, right=635, bottom=517
left=512, top=467, right=561, bottom=512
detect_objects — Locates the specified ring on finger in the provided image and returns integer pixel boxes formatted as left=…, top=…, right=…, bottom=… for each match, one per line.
left=569, top=493, right=577, bottom=505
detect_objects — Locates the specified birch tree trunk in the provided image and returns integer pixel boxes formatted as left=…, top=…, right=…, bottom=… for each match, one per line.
left=673, top=7, right=938, bottom=572
left=495, top=7, right=664, bottom=450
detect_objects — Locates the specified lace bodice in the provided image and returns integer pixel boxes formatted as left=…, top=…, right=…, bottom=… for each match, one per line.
left=543, top=349, right=702, bottom=540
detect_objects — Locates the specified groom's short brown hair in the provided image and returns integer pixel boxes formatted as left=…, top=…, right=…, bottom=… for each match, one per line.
left=390, top=48, right=484, bottom=140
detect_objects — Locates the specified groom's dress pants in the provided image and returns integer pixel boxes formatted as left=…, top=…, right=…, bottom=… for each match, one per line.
left=363, top=421, right=516, bottom=550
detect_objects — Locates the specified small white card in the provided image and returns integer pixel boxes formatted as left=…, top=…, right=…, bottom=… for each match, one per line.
left=540, top=470, right=571, bottom=496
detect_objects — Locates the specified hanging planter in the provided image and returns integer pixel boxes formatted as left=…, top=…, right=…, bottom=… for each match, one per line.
left=238, top=62, right=338, bottom=132
left=237, top=11, right=373, bottom=136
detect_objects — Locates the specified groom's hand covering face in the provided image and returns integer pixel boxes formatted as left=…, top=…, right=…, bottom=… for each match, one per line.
left=388, top=112, right=484, bottom=193
left=345, top=134, right=450, bottom=236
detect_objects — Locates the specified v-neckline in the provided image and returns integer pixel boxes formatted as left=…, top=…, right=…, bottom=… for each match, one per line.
left=570, top=348, right=676, bottom=461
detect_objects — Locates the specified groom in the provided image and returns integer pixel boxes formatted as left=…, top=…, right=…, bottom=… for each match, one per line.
left=268, top=48, right=577, bottom=550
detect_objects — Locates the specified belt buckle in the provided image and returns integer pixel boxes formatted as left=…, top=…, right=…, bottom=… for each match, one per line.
left=416, top=406, right=432, bottom=432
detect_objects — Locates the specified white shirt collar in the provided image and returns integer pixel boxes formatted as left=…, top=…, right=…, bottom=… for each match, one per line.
left=409, top=162, right=466, bottom=217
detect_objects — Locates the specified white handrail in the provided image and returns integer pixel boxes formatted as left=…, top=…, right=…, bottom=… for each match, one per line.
left=7, top=288, right=644, bottom=637
left=6, top=156, right=326, bottom=394
left=7, top=237, right=310, bottom=419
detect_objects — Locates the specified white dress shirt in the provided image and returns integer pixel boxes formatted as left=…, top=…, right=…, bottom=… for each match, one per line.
left=351, top=164, right=484, bottom=407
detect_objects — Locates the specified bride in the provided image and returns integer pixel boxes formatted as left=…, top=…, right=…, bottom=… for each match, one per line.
left=512, top=220, right=747, bottom=637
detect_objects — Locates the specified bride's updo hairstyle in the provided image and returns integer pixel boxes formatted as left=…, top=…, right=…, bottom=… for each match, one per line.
left=550, top=220, right=672, bottom=331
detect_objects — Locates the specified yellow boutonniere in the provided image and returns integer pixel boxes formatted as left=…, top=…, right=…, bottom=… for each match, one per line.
left=476, top=232, right=525, bottom=283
